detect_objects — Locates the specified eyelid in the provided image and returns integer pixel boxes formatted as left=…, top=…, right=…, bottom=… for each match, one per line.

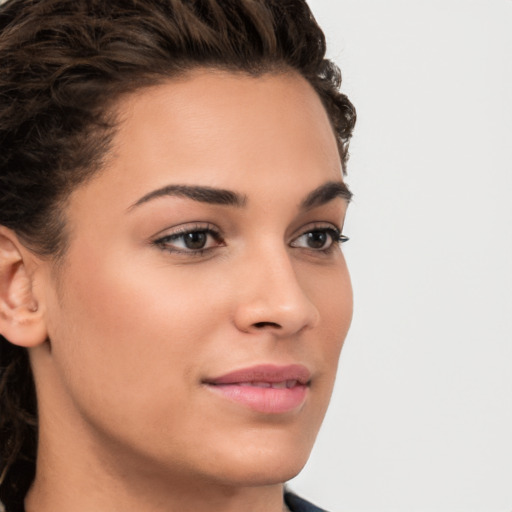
left=152, top=223, right=224, bottom=253
left=289, top=222, right=348, bottom=251
left=153, top=221, right=213, bottom=235
left=289, top=222, right=343, bottom=240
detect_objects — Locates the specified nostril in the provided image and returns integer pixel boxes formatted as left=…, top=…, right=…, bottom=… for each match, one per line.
left=253, top=321, right=281, bottom=329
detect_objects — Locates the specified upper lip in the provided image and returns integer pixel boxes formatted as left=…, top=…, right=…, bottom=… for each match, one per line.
left=204, top=364, right=311, bottom=385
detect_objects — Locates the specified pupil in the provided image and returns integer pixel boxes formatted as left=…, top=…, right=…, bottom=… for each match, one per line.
left=185, top=232, right=207, bottom=249
left=307, top=231, right=327, bottom=249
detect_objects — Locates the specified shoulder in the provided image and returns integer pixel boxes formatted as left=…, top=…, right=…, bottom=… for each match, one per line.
left=284, top=491, right=330, bottom=512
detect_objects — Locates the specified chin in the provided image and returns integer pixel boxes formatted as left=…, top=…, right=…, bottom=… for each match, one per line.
left=210, top=460, right=307, bottom=488
left=241, top=463, right=306, bottom=487
left=200, top=436, right=313, bottom=487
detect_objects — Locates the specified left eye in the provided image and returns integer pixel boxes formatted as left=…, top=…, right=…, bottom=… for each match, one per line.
left=290, top=228, right=347, bottom=251
left=154, top=228, right=222, bottom=252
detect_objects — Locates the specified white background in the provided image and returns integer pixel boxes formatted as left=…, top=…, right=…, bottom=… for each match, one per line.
left=289, top=1, right=512, bottom=511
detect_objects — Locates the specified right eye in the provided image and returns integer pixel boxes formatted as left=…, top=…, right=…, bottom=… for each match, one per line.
left=153, top=226, right=224, bottom=254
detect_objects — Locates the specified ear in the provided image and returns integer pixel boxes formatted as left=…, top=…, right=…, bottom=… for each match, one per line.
left=0, top=227, right=48, bottom=347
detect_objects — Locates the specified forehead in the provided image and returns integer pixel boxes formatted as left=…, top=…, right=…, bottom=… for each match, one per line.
left=112, top=70, right=340, bottom=178
left=68, top=69, right=343, bottom=222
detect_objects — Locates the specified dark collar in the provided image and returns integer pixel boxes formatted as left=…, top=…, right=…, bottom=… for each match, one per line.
left=284, top=491, right=329, bottom=512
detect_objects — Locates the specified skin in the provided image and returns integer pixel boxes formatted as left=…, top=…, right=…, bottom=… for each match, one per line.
left=2, top=70, right=352, bottom=512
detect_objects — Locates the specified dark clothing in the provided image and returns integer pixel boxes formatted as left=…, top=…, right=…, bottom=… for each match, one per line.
left=285, top=491, right=329, bottom=512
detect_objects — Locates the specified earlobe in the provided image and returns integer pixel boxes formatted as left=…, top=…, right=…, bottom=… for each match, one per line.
left=0, top=227, right=48, bottom=348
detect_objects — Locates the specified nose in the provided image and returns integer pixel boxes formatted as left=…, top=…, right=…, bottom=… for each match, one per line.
left=232, top=246, right=320, bottom=336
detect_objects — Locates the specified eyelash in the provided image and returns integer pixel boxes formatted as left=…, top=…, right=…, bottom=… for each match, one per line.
left=153, top=224, right=349, bottom=256
left=290, top=227, right=349, bottom=253
left=153, top=224, right=223, bottom=256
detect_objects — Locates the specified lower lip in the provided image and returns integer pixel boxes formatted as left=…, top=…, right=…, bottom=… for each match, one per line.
left=206, top=383, right=308, bottom=414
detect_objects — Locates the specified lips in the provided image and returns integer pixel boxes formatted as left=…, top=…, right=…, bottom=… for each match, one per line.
left=203, top=364, right=311, bottom=414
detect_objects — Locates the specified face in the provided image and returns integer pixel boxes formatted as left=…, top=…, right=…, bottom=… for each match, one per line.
left=34, top=70, right=352, bottom=488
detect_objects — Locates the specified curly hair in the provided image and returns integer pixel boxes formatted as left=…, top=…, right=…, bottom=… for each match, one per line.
left=0, top=0, right=356, bottom=509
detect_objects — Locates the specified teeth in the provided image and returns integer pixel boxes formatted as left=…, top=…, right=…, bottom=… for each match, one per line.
left=233, top=380, right=299, bottom=388
left=252, top=381, right=271, bottom=388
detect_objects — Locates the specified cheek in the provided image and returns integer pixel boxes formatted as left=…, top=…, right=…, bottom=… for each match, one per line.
left=307, top=257, right=353, bottom=339
left=46, top=247, right=226, bottom=414
left=306, top=260, right=352, bottom=387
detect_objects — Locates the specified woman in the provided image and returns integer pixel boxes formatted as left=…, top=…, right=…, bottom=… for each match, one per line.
left=0, top=0, right=356, bottom=511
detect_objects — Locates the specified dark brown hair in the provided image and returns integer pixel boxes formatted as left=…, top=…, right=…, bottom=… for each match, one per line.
left=0, top=0, right=356, bottom=509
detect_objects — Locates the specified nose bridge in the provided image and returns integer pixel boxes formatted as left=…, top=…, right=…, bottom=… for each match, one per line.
left=233, top=240, right=320, bottom=335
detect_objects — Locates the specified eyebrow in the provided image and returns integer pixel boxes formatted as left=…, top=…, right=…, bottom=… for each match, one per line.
left=128, top=180, right=352, bottom=212
left=128, top=184, right=248, bottom=211
left=299, top=181, right=353, bottom=210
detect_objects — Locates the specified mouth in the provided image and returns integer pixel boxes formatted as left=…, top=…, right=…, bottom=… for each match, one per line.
left=203, top=364, right=311, bottom=414
left=236, top=380, right=301, bottom=389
